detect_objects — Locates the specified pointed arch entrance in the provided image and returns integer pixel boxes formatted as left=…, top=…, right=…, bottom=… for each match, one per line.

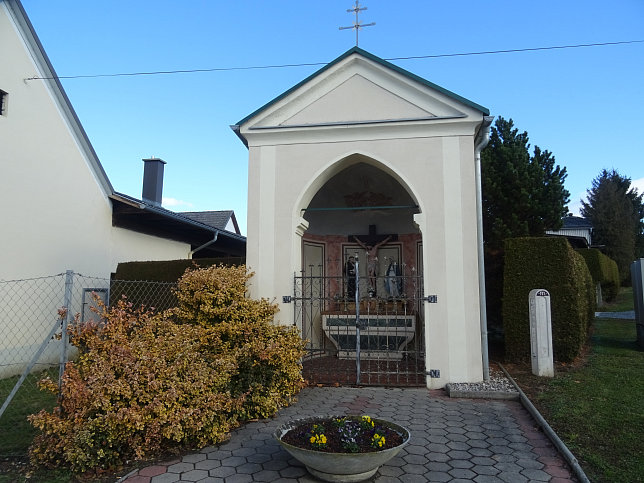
left=295, top=155, right=426, bottom=386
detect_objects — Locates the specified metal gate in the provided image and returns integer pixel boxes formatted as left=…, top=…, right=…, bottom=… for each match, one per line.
left=293, top=265, right=426, bottom=386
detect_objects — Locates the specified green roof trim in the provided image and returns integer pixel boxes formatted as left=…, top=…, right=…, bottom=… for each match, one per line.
left=234, top=46, right=489, bottom=129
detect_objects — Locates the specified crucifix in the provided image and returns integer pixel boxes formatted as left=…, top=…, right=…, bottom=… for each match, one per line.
left=349, top=225, right=397, bottom=294
left=339, top=1, right=375, bottom=47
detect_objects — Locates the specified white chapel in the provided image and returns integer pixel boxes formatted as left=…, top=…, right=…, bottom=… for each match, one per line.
left=233, top=47, right=493, bottom=388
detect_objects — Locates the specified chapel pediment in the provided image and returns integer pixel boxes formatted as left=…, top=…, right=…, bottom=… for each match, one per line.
left=280, top=74, right=436, bottom=126
left=236, top=47, right=488, bottom=139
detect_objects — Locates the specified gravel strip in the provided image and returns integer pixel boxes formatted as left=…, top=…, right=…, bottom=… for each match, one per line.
left=445, top=368, right=519, bottom=398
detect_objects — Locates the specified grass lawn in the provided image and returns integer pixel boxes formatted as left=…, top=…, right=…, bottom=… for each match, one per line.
left=0, top=367, right=138, bottom=483
left=600, top=285, right=634, bottom=312
left=0, top=367, right=58, bottom=456
left=508, top=286, right=643, bottom=483
left=0, top=368, right=74, bottom=482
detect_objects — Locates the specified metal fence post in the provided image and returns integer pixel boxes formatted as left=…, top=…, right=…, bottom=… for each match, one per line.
left=59, top=270, right=74, bottom=389
left=0, top=317, right=62, bottom=421
left=355, top=253, right=361, bottom=385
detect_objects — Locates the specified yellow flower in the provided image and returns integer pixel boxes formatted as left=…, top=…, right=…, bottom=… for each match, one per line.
left=310, top=436, right=315, bottom=443
left=361, top=415, right=375, bottom=428
left=371, top=432, right=386, bottom=449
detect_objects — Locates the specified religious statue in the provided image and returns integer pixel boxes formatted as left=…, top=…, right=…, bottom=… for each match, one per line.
left=384, top=259, right=401, bottom=298
left=345, top=255, right=357, bottom=299
left=353, top=234, right=392, bottom=294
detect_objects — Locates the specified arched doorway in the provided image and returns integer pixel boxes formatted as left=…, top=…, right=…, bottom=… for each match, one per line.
left=295, top=155, right=426, bottom=386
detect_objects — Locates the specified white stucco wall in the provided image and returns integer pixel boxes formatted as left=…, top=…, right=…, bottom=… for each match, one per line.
left=0, top=3, right=191, bottom=377
left=0, top=3, right=191, bottom=282
left=246, top=135, right=484, bottom=387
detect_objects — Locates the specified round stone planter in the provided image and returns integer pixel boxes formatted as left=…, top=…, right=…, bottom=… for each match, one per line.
left=274, top=416, right=410, bottom=482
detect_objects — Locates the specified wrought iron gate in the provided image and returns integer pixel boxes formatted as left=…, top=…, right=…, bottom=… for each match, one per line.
left=293, top=266, right=426, bottom=386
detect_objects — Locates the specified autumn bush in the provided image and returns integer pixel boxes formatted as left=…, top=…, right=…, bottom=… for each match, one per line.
left=169, top=265, right=307, bottom=420
left=170, top=264, right=277, bottom=327
left=29, top=266, right=306, bottom=473
left=29, top=301, right=240, bottom=472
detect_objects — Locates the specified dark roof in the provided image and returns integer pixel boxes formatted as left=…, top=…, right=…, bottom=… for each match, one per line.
left=180, top=210, right=240, bottom=235
left=233, top=46, right=489, bottom=134
left=110, top=193, right=246, bottom=257
left=561, top=216, right=593, bottom=229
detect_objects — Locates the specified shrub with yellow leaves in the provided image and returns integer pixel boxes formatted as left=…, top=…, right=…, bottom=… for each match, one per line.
left=28, top=266, right=306, bottom=473
left=171, top=265, right=307, bottom=420
left=169, top=264, right=277, bottom=327
left=29, top=300, right=241, bottom=472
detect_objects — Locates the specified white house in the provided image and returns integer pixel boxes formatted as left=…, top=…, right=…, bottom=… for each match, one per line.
left=0, top=0, right=244, bottom=377
left=546, top=215, right=593, bottom=248
left=233, top=47, right=493, bottom=388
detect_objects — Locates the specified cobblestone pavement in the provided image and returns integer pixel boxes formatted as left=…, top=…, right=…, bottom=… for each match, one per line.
left=121, top=387, right=577, bottom=482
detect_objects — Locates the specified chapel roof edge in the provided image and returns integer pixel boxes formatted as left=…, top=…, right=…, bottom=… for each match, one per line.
left=233, top=46, right=489, bottom=133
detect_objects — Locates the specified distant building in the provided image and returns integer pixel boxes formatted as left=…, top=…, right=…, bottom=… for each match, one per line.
left=181, top=210, right=242, bottom=236
left=546, top=215, right=593, bottom=248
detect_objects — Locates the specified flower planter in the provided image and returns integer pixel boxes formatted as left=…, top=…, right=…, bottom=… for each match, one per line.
left=274, top=416, right=410, bottom=482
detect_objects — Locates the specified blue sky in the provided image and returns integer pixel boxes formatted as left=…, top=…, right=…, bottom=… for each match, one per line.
left=21, top=0, right=644, bottom=235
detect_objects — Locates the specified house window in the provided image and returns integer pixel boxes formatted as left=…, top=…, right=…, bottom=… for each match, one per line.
left=0, top=90, right=7, bottom=116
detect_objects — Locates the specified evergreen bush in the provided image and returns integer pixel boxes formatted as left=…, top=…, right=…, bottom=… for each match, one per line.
left=114, top=257, right=245, bottom=283
left=503, top=237, right=595, bottom=362
left=169, top=265, right=276, bottom=327
left=577, top=248, right=620, bottom=302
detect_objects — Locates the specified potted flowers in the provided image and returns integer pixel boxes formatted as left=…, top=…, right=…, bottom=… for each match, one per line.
left=274, top=415, right=410, bottom=482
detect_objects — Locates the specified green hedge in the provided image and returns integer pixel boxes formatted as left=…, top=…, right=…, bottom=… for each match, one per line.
left=109, top=258, right=245, bottom=311
left=577, top=248, right=620, bottom=302
left=503, top=237, right=595, bottom=362
left=113, top=257, right=245, bottom=282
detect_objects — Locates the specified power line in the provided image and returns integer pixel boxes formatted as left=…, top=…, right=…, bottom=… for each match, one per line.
left=387, top=40, right=644, bottom=61
left=26, top=40, right=644, bottom=81
left=27, top=61, right=329, bottom=80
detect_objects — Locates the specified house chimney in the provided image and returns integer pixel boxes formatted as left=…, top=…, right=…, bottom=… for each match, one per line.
left=142, top=157, right=166, bottom=206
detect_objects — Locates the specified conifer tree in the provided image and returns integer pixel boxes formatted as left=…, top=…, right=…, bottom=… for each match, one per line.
left=481, top=117, right=570, bottom=251
left=480, top=117, right=570, bottom=329
left=581, top=169, right=644, bottom=281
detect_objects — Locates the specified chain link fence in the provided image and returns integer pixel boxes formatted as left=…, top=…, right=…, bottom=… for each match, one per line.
left=0, top=271, right=177, bottom=456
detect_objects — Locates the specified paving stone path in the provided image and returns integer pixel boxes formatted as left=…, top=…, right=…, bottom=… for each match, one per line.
left=595, top=310, right=635, bottom=319
left=121, top=387, right=577, bottom=482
